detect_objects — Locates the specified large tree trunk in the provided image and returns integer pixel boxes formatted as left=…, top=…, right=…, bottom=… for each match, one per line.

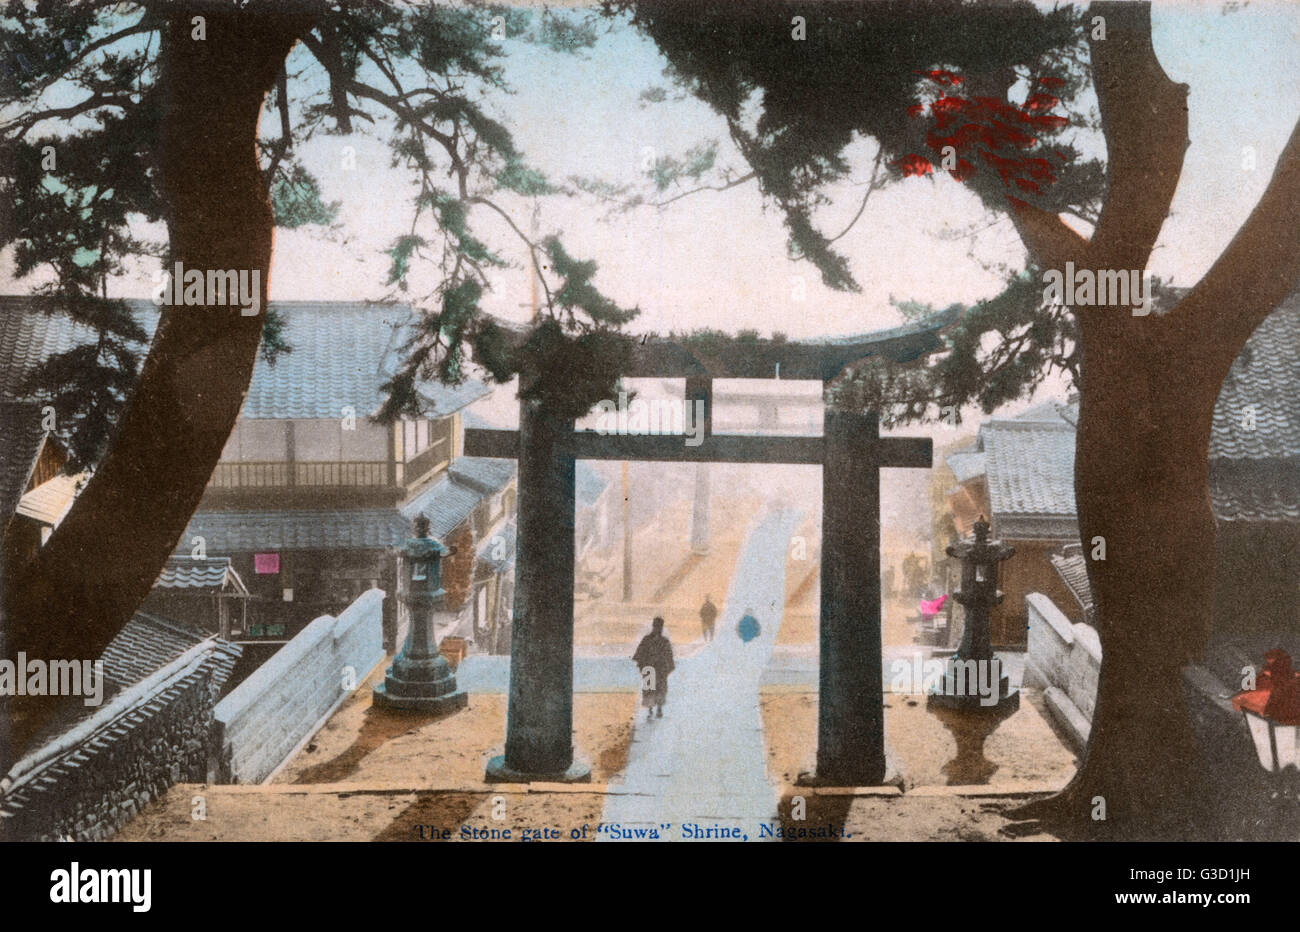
left=1019, top=328, right=1224, bottom=838
left=1005, top=2, right=1300, bottom=840
left=1, top=8, right=311, bottom=772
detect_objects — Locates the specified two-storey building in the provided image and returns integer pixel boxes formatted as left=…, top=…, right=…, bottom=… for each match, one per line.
left=0, top=296, right=518, bottom=660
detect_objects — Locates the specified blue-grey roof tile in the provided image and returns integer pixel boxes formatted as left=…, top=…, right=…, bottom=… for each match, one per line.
left=0, top=296, right=488, bottom=420
left=180, top=509, right=409, bottom=553
left=447, top=456, right=516, bottom=494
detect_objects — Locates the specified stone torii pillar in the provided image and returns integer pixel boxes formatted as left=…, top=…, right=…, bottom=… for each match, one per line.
left=689, top=464, right=710, bottom=554
left=485, top=397, right=590, bottom=783
left=686, top=376, right=712, bottom=555
left=808, top=409, right=929, bottom=786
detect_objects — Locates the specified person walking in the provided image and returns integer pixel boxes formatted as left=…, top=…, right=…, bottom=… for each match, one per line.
left=699, top=595, right=718, bottom=642
left=632, top=616, right=675, bottom=721
left=737, top=607, right=761, bottom=643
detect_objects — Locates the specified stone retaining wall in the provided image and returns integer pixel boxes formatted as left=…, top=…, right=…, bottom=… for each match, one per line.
left=0, top=641, right=239, bottom=841
left=1025, top=591, right=1100, bottom=749
left=213, top=589, right=386, bottom=784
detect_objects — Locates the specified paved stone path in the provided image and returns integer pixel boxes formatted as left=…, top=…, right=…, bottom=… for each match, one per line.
left=596, top=506, right=803, bottom=842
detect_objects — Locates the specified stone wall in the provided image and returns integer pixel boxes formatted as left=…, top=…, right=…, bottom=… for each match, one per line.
left=1024, top=591, right=1101, bottom=749
left=213, top=588, right=386, bottom=784
left=0, top=641, right=239, bottom=841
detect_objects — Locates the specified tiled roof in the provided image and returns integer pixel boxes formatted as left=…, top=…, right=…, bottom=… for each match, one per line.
left=97, top=611, right=228, bottom=695
left=2, top=613, right=240, bottom=831
left=474, top=519, right=516, bottom=581
left=1210, top=462, right=1300, bottom=523
left=0, top=296, right=158, bottom=399
left=1050, top=545, right=1095, bottom=622
left=0, top=296, right=488, bottom=420
left=245, top=301, right=489, bottom=419
left=180, top=509, right=409, bottom=554
left=20, top=610, right=240, bottom=747
left=401, top=472, right=484, bottom=540
left=179, top=454, right=509, bottom=556
left=1210, top=294, right=1300, bottom=461
left=447, top=456, right=516, bottom=494
left=979, top=418, right=1076, bottom=521
left=155, top=556, right=248, bottom=594
left=944, top=449, right=986, bottom=484
left=0, top=401, right=47, bottom=523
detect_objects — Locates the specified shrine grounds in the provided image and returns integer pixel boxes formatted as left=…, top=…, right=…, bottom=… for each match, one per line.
left=115, top=468, right=1079, bottom=842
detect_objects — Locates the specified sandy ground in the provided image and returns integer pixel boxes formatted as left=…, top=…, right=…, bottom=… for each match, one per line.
left=768, top=790, right=1059, bottom=842
left=759, top=688, right=1077, bottom=791
left=111, top=478, right=1077, bottom=842
left=114, top=784, right=618, bottom=843
left=116, top=782, right=1058, bottom=842
left=114, top=663, right=635, bottom=842
left=271, top=666, right=634, bottom=787
left=115, top=781, right=1056, bottom=842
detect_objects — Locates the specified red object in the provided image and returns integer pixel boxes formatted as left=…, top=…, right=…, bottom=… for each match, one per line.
left=919, top=594, right=948, bottom=617
left=1233, top=649, right=1300, bottom=726
left=254, top=552, right=280, bottom=575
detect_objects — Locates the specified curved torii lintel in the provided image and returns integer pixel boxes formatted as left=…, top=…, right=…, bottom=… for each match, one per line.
left=627, top=307, right=959, bottom=381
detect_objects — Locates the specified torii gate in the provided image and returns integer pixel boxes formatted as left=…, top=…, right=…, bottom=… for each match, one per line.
left=466, top=314, right=951, bottom=786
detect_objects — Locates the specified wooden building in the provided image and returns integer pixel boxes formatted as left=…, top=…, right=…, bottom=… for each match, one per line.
left=0, top=297, right=518, bottom=659
left=0, top=401, right=80, bottom=606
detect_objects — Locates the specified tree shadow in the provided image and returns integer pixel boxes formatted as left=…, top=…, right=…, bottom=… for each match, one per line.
left=373, top=792, right=488, bottom=842
left=774, top=790, right=854, bottom=842
left=291, top=704, right=464, bottom=784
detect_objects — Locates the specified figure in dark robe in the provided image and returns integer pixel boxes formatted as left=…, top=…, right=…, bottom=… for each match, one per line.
left=633, top=616, right=675, bottom=720
left=699, top=595, right=718, bottom=641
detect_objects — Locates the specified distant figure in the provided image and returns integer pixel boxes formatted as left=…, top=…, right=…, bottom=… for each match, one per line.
left=633, top=617, right=675, bottom=721
left=737, top=608, right=761, bottom=643
left=699, top=595, right=718, bottom=641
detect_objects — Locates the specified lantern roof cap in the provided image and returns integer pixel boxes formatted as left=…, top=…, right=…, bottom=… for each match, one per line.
left=1233, top=650, right=1300, bottom=725
left=946, top=515, right=1014, bottom=561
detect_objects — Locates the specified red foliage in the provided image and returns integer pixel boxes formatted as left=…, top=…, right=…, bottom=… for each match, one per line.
left=896, top=70, right=1071, bottom=203
left=895, top=153, right=934, bottom=176
left=916, top=69, right=964, bottom=86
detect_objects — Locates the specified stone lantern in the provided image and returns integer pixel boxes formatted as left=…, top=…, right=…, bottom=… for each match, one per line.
left=928, top=516, right=1018, bottom=712
left=372, top=515, right=468, bottom=713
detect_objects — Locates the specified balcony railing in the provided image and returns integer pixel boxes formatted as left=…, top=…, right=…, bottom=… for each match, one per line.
left=210, top=460, right=392, bottom=488
left=405, top=437, right=449, bottom=483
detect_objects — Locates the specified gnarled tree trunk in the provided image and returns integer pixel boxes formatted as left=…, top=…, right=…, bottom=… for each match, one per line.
left=1009, top=2, right=1300, bottom=839
left=1, top=7, right=313, bottom=774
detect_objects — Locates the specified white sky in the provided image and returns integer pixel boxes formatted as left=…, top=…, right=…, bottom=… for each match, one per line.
left=3, top=0, right=1298, bottom=440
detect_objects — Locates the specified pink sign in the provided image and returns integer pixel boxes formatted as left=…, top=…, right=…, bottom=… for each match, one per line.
left=254, top=553, right=280, bottom=575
